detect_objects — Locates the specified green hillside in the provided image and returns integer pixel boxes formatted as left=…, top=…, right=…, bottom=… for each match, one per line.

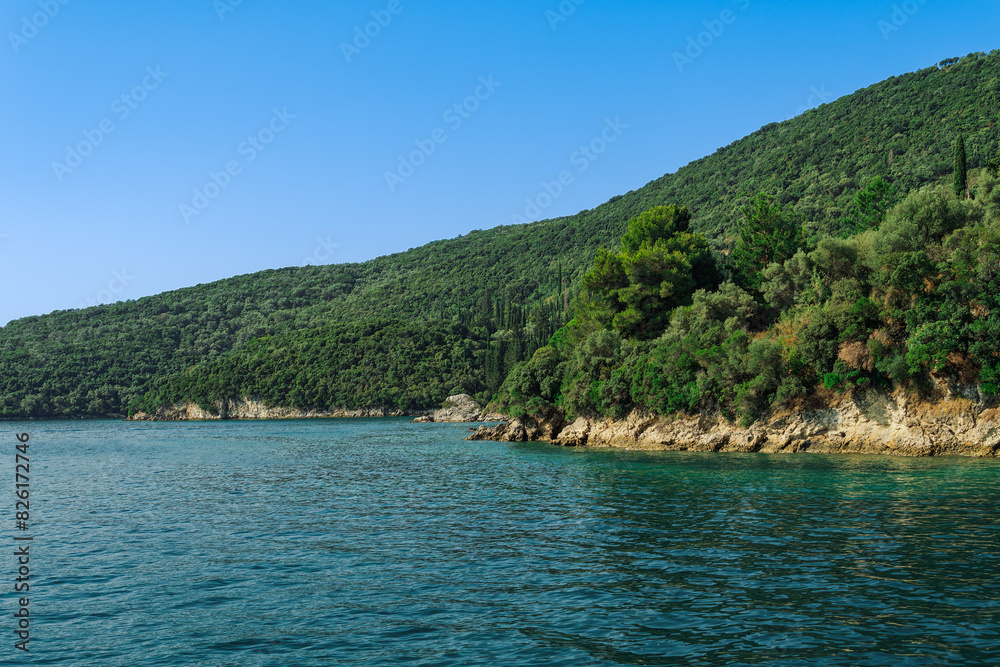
left=491, top=177, right=1000, bottom=427
left=3, top=51, right=998, bottom=419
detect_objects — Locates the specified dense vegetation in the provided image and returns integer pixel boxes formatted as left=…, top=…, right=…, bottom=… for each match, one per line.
left=493, top=169, right=1000, bottom=425
left=3, top=51, right=999, bottom=418
left=0, top=228, right=580, bottom=417
left=131, top=319, right=493, bottom=414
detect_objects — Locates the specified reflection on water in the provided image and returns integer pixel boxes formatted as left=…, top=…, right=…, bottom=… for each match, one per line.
left=18, top=419, right=1000, bottom=665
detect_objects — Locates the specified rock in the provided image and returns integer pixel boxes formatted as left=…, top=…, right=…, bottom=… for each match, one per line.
left=467, top=422, right=508, bottom=441
left=429, top=394, right=485, bottom=423
left=467, top=387, right=1000, bottom=458
left=422, top=395, right=510, bottom=423
left=468, top=410, right=563, bottom=442
left=552, top=417, right=590, bottom=447
left=127, top=398, right=407, bottom=421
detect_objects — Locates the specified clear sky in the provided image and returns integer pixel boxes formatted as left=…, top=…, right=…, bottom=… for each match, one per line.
left=1, top=0, right=998, bottom=326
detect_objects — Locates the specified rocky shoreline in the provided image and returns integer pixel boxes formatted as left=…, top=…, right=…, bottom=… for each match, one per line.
left=127, top=398, right=414, bottom=421
left=468, top=387, right=1000, bottom=458
left=410, top=394, right=506, bottom=424
left=127, top=394, right=505, bottom=423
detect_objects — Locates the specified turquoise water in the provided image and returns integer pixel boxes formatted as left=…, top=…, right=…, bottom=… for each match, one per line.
left=6, top=418, right=1000, bottom=665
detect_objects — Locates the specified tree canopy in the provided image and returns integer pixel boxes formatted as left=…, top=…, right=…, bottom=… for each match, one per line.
left=578, top=205, right=718, bottom=339
left=3, top=52, right=1000, bottom=419
left=730, top=194, right=803, bottom=291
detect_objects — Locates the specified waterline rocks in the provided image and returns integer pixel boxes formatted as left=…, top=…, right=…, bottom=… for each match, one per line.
left=128, top=398, right=406, bottom=421
left=468, top=388, right=1000, bottom=458
left=412, top=394, right=506, bottom=423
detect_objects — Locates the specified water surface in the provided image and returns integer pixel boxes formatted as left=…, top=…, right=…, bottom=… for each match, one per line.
left=9, top=418, right=1000, bottom=665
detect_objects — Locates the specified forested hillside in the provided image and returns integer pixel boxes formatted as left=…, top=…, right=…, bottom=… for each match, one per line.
left=492, top=169, right=1000, bottom=427
left=3, top=51, right=998, bottom=419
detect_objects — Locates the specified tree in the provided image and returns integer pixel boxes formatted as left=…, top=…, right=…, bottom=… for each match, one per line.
left=986, top=156, right=1000, bottom=178
left=954, top=133, right=968, bottom=199
left=578, top=205, right=718, bottom=339
left=731, top=194, right=804, bottom=291
left=845, top=176, right=899, bottom=232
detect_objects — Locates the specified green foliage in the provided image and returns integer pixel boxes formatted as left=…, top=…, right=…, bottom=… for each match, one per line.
left=762, top=251, right=817, bottom=312
left=490, top=344, right=567, bottom=415
left=906, top=321, right=959, bottom=373
left=845, top=176, right=900, bottom=232
left=562, top=330, right=625, bottom=417
left=579, top=205, right=718, bottom=339
left=6, top=52, right=1000, bottom=419
left=0, top=219, right=579, bottom=417
left=731, top=194, right=804, bottom=291
left=955, top=133, right=968, bottom=199
left=131, top=319, right=492, bottom=415
left=874, top=185, right=981, bottom=256
left=498, top=157, right=1000, bottom=427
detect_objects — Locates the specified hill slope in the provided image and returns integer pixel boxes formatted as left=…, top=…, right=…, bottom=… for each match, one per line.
left=3, top=51, right=999, bottom=418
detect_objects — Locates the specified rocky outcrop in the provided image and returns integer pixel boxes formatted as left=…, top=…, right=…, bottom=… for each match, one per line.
left=128, top=398, right=407, bottom=421
left=467, top=388, right=1000, bottom=458
left=467, top=409, right=565, bottom=442
left=412, top=394, right=506, bottom=423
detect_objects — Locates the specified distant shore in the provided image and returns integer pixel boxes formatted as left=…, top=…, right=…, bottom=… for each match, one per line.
left=127, top=400, right=415, bottom=422
left=126, top=393, right=504, bottom=424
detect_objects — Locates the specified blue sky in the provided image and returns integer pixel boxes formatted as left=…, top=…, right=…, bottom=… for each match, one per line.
left=1, top=0, right=998, bottom=325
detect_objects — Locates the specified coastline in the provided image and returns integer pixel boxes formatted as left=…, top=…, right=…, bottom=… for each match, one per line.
left=127, top=398, right=416, bottom=422
left=469, top=386, right=1000, bottom=458
left=125, top=393, right=502, bottom=423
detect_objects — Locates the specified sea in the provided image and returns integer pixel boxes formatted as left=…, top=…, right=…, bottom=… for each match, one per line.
left=4, top=418, right=999, bottom=666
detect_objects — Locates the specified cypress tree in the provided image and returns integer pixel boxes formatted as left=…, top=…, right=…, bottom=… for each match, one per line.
left=557, top=262, right=563, bottom=306
left=954, top=133, right=968, bottom=199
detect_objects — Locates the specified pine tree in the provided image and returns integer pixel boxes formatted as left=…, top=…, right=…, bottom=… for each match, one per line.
left=954, top=133, right=968, bottom=199
left=731, top=194, right=803, bottom=291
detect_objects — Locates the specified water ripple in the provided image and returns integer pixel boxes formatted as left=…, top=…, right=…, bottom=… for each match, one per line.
left=10, top=419, right=1000, bottom=666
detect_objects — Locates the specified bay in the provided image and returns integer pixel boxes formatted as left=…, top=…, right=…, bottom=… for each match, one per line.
left=8, top=418, right=1000, bottom=665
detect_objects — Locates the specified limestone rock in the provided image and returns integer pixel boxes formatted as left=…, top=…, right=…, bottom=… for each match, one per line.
left=467, top=388, right=1000, bottom=458
left=128, top=398, right=406, bottom=421
left=552, top=417, right=590, bottom=447
left=468, top=410, right=564, bottom=442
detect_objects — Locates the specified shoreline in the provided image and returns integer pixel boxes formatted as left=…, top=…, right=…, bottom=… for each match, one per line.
left=468, top=387, right=1000, bottom=458
left=127, top=399, right=420, bottom=422
left=127, top=393, right=505, bottom=424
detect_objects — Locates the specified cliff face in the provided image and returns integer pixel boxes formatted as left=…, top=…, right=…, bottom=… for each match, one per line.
left=128, top=398, right=407, bottom=421
left=469, top=388, right=1000, bottom=458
